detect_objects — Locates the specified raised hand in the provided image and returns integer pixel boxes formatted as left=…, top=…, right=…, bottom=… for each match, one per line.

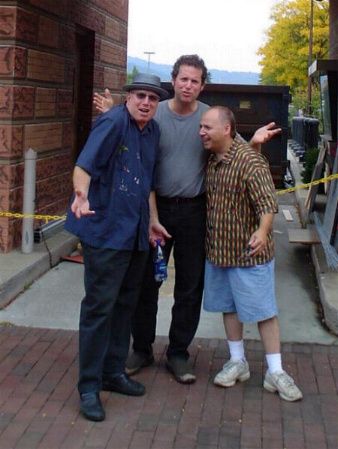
left=251, top=122, right=281, bottom=146
left=93, top=88, right=114, bottom=114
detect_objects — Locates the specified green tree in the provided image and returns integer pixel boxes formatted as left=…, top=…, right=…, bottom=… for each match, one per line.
left=258, top=0, right=329, bottom=112
left=127, top=66, right=139, bottom=83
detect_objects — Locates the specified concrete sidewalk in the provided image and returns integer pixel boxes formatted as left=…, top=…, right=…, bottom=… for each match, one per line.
left=0, top=199, right=336, bottom=345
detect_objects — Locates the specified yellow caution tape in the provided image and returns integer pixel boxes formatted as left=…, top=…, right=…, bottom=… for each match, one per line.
left=276, top=173, right=338, bottom=196
left=0, top=211, right=66, bottom=223
left=1, top=173, right=337, bottom=221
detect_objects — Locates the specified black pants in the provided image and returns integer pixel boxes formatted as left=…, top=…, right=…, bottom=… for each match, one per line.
left=78, top=244, right=148, bottom=394
left=131, top=195, right=206, bottom=360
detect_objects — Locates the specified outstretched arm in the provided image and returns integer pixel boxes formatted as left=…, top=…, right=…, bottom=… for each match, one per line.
left=93, top=88, right=114, bottom=114
left=249, top=122, right=281, bottom=152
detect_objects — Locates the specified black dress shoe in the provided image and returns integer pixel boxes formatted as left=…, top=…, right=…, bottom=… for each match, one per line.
left=80, top=392, right=105, bottom=422
left=102, top=373, right=145, bottom=396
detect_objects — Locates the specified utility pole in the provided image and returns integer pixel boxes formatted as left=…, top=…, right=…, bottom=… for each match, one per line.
left=144, top=51, right=155, bottom=73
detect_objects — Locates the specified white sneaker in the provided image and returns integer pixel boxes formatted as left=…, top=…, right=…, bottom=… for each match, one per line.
left=264, top=370, right=303, bottom=402
left=214, top=359, right=250, bottom=387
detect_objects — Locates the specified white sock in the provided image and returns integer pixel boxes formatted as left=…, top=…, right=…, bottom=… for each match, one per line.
left=266, top=353, right=283, bottom=373
left=228, top=340, right=245, bottom=362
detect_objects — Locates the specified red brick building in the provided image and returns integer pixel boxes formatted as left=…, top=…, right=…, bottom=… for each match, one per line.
left=0, top=0, right=128, bottom=252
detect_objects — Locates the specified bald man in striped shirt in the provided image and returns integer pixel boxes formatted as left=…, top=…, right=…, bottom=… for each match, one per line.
left=199, top=106, right=302, bottom=402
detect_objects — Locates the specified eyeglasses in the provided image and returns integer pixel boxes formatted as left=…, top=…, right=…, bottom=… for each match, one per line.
left=131, top=91, right=160, bottom=102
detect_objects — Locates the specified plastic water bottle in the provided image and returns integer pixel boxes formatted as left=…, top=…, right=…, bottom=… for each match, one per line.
left=154, top=239, right=167, bottom=282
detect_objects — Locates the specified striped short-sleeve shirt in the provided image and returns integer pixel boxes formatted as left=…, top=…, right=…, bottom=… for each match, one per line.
left=205, top=135, right=278, bottom=267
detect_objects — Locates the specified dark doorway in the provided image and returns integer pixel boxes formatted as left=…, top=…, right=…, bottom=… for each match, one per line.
left=72, top=25, right=95, bottom=162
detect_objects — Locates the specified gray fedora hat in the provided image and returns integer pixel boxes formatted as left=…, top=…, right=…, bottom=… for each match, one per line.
left=123, top=73, right=168, bottom=100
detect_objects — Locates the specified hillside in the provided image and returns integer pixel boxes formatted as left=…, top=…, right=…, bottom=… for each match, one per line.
left=127, top=56, right=260, bottom=85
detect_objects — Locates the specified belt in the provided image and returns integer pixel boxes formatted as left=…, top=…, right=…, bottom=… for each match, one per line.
left=157, top=193, right=206, bottom=204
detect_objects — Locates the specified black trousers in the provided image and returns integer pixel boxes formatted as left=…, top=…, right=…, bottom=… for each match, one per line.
left=78, top=244, right=148, bottom=394
left=131, top=195, right=206, bottom=360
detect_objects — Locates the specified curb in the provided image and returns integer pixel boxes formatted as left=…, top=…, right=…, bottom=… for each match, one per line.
left=0, top=231, right=78, bottom=309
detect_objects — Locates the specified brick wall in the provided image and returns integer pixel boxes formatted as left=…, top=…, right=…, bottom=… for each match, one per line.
left=0, top=0, right=128, bottom=252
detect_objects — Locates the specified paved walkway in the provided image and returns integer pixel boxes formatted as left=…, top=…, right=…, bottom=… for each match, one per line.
left=1, top=325, right=338, bottom=449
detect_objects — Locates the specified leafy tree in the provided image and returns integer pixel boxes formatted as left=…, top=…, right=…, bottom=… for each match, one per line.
left=127, top=66, right=139, bottom=83
left=258, top=0, right=329, bottom=116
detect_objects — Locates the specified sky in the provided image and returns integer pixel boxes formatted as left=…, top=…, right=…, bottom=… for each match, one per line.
left=127, top=0, right=279, bottom=73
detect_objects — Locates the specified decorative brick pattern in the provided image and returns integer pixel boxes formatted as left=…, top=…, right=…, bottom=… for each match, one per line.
left=0, top=85, right=35, bottom=119
left=0, top=184, right=22, bottom=213
left=0, top=46, right=26, bottom=78
left=13, top=86, right=35, bottom=119
left=0, top=125, right=23, bottom=158
left=13, top=46, right=27, bottom=78
left=0, top=164, right=24, bottom=190
left=24, top=122, right=63, bottom=152
left=0, top=6, right=16, bottom=38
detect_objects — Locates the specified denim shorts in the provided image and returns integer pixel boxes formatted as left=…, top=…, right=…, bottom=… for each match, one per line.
left=203, top=259, right=278, bottom=323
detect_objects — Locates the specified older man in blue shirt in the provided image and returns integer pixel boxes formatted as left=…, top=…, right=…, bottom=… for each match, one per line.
left=65, top=74, right=168, bottom=422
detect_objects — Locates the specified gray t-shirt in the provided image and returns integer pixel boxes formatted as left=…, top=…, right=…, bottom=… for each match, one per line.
left=153, top=100, right=210, bottom=198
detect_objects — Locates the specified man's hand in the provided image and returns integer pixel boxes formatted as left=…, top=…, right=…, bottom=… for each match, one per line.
left=248, top=229, right=268, bottom=257
left=247, top=213, right=273, bottom=256
left=149, top=221, right=172, bottom=247
left=71, top=190, right=95, bottom=219
left=93, top=88, right=114, bottom=114
left=250, top=122, right=281, bottom=150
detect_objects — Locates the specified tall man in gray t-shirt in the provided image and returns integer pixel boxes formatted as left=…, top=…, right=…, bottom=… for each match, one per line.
left=131, top=56, right=210, bottom=384
left=94, top=54, right=281, bottom=384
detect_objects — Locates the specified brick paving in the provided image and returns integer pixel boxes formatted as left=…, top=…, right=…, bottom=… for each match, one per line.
left=0, top=325, right=338, bottom=449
